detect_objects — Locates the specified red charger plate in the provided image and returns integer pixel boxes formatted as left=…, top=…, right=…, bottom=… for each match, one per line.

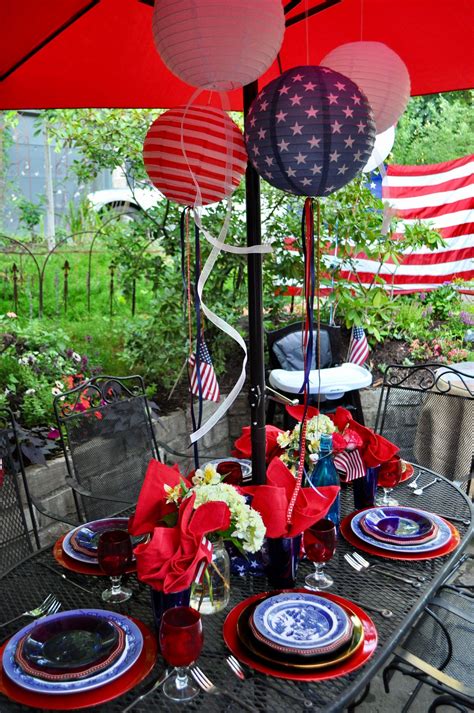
left=223, top=589, right=377, bottom=681
left=53, top=535, right=136, bottom=576
left=0, top=618, right=157, bottom=710
left=340, top=512, right=460, bottom=561
left=377, top=463, right=414, bottom=489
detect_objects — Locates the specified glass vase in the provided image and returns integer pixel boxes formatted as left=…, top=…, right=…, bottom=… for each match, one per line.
left=190, top=539, right=230, bottom=615
left=353, top=465, right=381, bottom=510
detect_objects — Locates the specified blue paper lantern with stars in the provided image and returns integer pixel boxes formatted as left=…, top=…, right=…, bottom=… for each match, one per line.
left=245, top=65, right=376, bottom=197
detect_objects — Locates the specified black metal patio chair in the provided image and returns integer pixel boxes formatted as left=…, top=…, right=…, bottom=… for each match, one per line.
left=266, top=321, right=370, bottom=427
left=374, top=363, right=474, bottom=490
left=0, top=408, right=39, bottom=573
left=383, top=554, right=474, bottom=713
left=53, top=375, right=159, bottom=523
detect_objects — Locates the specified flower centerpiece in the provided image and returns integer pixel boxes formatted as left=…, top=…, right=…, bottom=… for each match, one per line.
left=129, top=460, right=265, bottom=615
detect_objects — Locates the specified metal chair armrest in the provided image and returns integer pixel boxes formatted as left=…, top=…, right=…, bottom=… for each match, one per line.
left=393, top=647, right=474, bottom=698
left=65, top=476, right=134, bottom=506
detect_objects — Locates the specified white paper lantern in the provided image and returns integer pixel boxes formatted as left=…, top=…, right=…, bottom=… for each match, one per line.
left=322, top=42, right=410, bottom=133
left=152, top=0, right=285, bottom=91
left=362, top=125, right=396, bottom=173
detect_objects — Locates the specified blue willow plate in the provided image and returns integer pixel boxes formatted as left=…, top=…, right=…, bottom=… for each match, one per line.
left=252, top=593, right=350, bottom=651
left=363, top=507, right=434, bottom=541
left=2, top=609, right=143, bottom=695
left=63, top=518, right=131, bottom=564
left=351, top=508, right=452, bottom=553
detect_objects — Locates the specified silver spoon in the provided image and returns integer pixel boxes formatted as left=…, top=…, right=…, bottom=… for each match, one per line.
left=413, top=477, right=441, bottom=496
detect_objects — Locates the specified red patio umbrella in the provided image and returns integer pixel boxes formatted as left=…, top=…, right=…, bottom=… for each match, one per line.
left=1, top=0, right=473, bottom=484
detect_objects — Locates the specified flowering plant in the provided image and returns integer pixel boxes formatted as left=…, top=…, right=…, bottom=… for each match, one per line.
left=277, top=414, right=337, bottom=474
left=164, top=463, right=266, bottom=554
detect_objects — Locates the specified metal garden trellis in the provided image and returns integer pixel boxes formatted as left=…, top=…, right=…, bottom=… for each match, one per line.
left=1, top=0, right=473, bottom=484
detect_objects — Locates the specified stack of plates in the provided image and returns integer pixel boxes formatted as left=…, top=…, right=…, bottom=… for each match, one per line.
left=223, top=590, right=378, bottom=680
left=62, top=518, right=133, bottom=566
left=349, top=506, right=454, bottom=556
left=2, top=609, right=143, bottom=696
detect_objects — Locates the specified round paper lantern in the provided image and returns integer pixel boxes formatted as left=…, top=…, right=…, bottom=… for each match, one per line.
left=152, top=0, right=285, bottom=91
left=143, top=105, right=247, bottom=207
left=362, top=125, right=396, bottom=173
left=245, top=65, right=376, bottom=197
left=322, top=42, right=410, bottom=133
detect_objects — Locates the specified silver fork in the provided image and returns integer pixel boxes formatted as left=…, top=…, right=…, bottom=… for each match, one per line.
left=0, top=594, right=60, bottom=628
left=191, top=665, right=258, bottom=712
left=351, top=552, right=426, bottom=582
left=345, top=552, right=422, bottom=588
left=226, top=655, right=313, bottom=708
left=408, top=470, right=424, bottom=489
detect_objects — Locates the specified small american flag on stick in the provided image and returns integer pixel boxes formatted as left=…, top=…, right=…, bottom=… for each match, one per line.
left=348, top=326, right=369, bottom=366
left=334, top=449, right=365, bottom=482
left=189, top=340, right=220, bottom=403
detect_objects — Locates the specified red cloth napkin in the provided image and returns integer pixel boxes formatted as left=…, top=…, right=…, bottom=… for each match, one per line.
left=128, top=460, right=191, bottom=536
left=242, top=458, right=339, bottom=538
left=232, top=425, right=285, bottom=464
left=133, top=493, right=231, bottom=593
left=329, top=407, right=399, bottom=468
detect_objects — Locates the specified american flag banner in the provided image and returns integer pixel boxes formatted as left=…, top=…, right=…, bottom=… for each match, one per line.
left=334, top=448, right=366, bottom=482
left=343, top=154, right=474, bottom=292
left=188, top=340, right=220, bottom=403
left=348, top=326, right=369, bottom=366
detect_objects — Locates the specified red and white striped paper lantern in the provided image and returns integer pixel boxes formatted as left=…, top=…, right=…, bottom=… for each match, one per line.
left=322, top=42, right=410, bottom=133
left=152, top=0, right=285, bottom=91
left=143, top=105, right=247, bottom=207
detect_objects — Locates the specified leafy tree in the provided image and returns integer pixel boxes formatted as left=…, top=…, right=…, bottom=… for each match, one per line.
left=393, top=90, right=474, bottom=164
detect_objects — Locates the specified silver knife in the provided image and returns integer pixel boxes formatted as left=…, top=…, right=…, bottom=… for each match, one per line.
left=121, top=669, right=172, bottom=712
left=39, top=563, right=95, bottom=595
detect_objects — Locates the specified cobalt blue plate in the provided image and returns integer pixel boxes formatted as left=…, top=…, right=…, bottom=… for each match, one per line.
left=252, top=593, right=350, bottom=652
left=3, top=609, right=143, bottom=695
left=351, top=508, right=451, bottom=553
left=363, top=507, right=434, bottom=540
left=63, top=518, right=132, bottom=564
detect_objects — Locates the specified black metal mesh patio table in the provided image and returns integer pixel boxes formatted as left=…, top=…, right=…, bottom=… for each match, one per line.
left=0, top=467, right=472, bottom=713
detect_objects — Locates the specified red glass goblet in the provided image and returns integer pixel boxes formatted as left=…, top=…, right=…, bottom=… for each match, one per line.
left=97, top=529, right=132, bottom=603
left=303, top=518, right=337, bottom=590
left=159, top=606, right=203, bottom=702
left=376, top=457, right=403, bottom=507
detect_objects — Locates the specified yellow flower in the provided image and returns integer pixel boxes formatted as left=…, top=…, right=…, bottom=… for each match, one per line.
left=164, top=483, right=182, bottom=504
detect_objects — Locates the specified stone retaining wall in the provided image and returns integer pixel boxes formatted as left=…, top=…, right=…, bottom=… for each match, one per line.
left=21, top=387, right=381, bottom=546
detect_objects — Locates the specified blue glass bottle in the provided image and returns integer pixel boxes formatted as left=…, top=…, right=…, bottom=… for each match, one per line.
left=307, top=433, right=340, bottom=529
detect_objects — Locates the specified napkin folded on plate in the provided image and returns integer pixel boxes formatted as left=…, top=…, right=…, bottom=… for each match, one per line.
left=232, top=425, right=284, bottom=465
left=133, top=491, right=231, bottom=594
left=128, top=460, right=191, bottom=536
left=242, top=458, right=339, bottom=538
left=330, top=407, right=399, bottom=467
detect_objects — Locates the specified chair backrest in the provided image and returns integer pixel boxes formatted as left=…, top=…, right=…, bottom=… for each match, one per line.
left=54, top=376, right=159, bottom=522
left=0, top=409, right=36, bottom=575
left=374, top=364, right=474, bottom=483
left=267, top=322, right=342, bottom=371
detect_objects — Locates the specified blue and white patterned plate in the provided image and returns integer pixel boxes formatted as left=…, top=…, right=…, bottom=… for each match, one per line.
left=252, top=593, right=350, bottom=651
left=351, top=508, right=451, bottom=553
left=63, top=518, right=130, bottom=564
left=2, top=609, right=143, bottom=695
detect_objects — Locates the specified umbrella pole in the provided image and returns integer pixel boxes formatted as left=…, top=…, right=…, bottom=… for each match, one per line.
left=243, top=81, right=266, bottom=485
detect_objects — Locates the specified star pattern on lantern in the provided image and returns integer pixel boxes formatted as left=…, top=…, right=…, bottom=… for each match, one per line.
left=245, top=65, right=376, bottom=196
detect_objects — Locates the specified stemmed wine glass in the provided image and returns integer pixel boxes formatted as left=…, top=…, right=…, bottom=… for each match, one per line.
left=376, top=459, right=403, bottom=507
left=159, top=606, right=203, bottom=702
left=303, top=518, right=337, bottom=590
left=97, top=529, right=133, bottom=603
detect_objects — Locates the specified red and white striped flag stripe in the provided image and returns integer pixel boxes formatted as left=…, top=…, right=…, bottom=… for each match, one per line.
left=143, top=105, right=247, bottom=207
left=334, top=448, right=366, bottom=481
left=342, top=155, right=474, bottom=293
left=348, top=326, right=369, bottom=366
